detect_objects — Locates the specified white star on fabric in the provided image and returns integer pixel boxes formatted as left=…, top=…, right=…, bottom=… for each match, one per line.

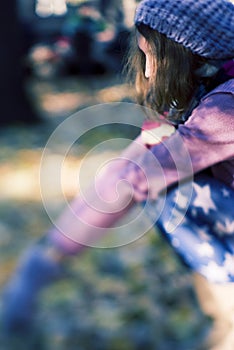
left=193, top=183, right=217, bottom=214
left=191, top=208, right=197, bottom=217
left=197, top=242, right=214, bottom=257
left=165, top=207, right=191, bottom=234
left=165, top=219, right=178, bottom=234
left=223, top=253, right=234, bottom=276
left=215, top=219, right=234, bottom=236
left=200, top=261, right=229, bottom=283
left=173, top=190, right=190, bottom=210
left=163, top=207, right=186, bottom=234
left=221, top=188, right=230, bottom=198
left=172, top=237, right=180, bottom=248
left=170, top=207, right=186, bottom=231
left=197, top=226, right=212, bottom=241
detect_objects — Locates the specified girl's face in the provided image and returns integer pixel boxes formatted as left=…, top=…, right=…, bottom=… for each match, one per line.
left=137, top=32, right=154, bottom=79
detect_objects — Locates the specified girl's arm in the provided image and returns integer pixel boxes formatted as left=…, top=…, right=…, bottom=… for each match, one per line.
left=49, top=134, right=151, bottom=253
left=50, top=90, right=234, bottom=254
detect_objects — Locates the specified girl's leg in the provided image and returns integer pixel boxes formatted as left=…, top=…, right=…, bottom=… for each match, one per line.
left=193, top=273, right=234, bottom=350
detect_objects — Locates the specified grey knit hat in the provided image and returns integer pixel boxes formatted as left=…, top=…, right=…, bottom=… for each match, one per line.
left=135, top=0, right=234, bottom=59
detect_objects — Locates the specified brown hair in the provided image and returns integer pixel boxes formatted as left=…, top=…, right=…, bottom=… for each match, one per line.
left=126, top=24, right=207, bottom=122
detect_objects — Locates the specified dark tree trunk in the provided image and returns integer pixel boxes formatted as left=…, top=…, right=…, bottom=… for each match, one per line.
left=0, top=0, right=39, bottom=125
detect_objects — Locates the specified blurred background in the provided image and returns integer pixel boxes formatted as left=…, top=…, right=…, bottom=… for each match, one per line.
left=0, top=0, right=209, bottom=349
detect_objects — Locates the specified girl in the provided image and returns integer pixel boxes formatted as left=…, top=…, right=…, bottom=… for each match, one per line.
left=3, top=0, right=234, bottom=349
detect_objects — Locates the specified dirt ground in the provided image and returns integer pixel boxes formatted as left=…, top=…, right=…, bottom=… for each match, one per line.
left=0, top=73, right=209, bottom=349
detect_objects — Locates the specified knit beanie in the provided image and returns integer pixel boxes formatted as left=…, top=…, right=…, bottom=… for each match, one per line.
left=135, top=0, right=234, bottom=59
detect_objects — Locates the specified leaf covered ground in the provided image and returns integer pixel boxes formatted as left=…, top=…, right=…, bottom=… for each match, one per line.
left=0, top=74, right=209, bottom=349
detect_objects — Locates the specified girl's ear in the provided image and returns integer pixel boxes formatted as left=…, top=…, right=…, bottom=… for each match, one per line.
left=137, top=33, right=153, bottom=78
